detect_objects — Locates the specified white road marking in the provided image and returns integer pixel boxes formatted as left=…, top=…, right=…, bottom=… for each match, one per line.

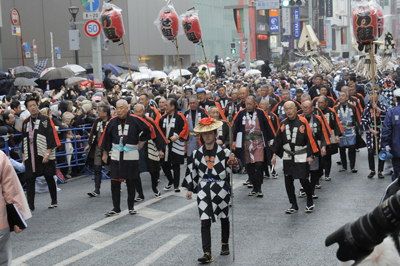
left=12, top=175, right=244, bottom=266
left=135, top=234, right=190, bottom=266
left=11, top=192, right=175, bottom=265
left=52, top=203, right=197, bottom=266
left=75, top=230, right=112, bottom=246
left=136, top=207, right=168, bottom=220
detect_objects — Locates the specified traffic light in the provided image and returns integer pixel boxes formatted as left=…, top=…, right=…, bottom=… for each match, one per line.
left=281, top=0, right=305, bottom=7
left=231, top=42, right=236, bottom=54
left=242, top=41, right=247, bottom=53
left=282, top=0, right=290, bottom=7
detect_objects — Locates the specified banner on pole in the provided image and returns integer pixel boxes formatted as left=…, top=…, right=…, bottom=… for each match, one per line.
left=233, top=9, right=244, bottom=34
left=282, top=8, right=291, bottom=36
left=326, top=0, right=333, bottom=17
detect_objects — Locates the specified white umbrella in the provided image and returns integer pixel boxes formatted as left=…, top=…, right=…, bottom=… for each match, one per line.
left=254, top=60, right=265, bottom=66
left=62, top=64, right=86, bottom=74
left=129, top=73, right=150, bottom=82
left=150, top=71, right=167, bottom=79
left=40, top=67, right=56, bottom=78
left=168, top=69, right=192, bottom=80
left=244, top=69, right=261, bottom=77
left=139, top=66, right=151, bottom=74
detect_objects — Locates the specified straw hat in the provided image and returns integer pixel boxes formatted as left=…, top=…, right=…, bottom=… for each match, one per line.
left=194, top=118, right=223, bottom=133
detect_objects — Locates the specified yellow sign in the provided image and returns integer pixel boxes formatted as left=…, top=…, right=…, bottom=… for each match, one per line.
left=12, top=25, right=21, bottom=36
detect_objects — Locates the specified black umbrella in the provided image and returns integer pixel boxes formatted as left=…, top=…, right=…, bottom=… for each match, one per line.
left=117, top=62, right=139, bottom=72
left=13, top=66, right=37, bottom=78
left=40, top=68, right=74, bottom=81
left=81, top=63, right=93, bottom=70
left=14, top=77, right=38, bottom=87
left=81, top=63, right=94, bottom=74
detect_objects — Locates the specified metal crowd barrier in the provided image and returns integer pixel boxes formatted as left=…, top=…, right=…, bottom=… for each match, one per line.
left=1, top=123, right=110, bottom=185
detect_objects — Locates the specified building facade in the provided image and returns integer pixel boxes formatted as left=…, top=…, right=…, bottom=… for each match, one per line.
left=0, top=0, right=258, bottom=72
left=0, top=0, right=198, bottom=71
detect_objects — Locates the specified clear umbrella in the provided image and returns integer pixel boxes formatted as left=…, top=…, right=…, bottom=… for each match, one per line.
left=244, top=69, right=261, bottom=77
left=14, top=66, right=36, bottom=78
left=168, top=69, right=192, bottom=80
left=150, top=71, right=168, bottom=79
left=130, top=73, right=150, bottom=82
left=66, top=77, right=87, bottom=87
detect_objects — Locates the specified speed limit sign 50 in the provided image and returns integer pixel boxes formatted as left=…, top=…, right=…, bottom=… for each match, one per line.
left=84, top=20, right=101, bottom=37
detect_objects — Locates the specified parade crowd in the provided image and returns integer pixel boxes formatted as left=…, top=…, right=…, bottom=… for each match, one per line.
left=2, top=56, right=400, bottom=264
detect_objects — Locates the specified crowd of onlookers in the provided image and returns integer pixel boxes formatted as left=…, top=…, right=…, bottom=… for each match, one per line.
left=0, top=56, right=397, bottom=182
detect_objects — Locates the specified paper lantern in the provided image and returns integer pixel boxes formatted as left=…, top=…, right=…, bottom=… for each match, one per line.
left=100, top=5, right=125, bottom=42
left=159, top=8, right=180, bottom=41
left=181, top=11, right=202, bottom=43
left=377, top=8, right=384, bottom=38
left=352, top=6, right=379, bottom=44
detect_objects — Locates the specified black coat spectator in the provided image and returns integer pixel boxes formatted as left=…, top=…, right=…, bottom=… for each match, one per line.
left=0, top=72, right=16, bottom=96
left=103, top=69, right=114, bottom=92
left=261, top=60, right=271, bottom=78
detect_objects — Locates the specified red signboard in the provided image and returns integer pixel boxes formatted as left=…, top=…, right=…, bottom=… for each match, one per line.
left=10, top=8, right=20, bottom=25
left=258, top=34, right=268, bottom=40
left=95, top=83, right=104, bottom=89
left=342, top=28, right=346, bottom=45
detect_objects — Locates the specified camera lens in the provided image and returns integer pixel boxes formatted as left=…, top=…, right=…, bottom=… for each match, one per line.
left=326, top=190, right=400, bottom=264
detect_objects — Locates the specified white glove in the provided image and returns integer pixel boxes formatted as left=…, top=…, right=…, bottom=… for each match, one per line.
left=386, top=145, right=391, bottom=152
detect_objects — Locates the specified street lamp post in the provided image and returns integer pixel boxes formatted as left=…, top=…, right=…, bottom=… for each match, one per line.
left=69, top=6, right=79, bottom=65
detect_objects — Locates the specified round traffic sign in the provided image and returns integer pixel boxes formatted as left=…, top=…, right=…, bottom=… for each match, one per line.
left=84, top=20, right=101, bottom=38
left=83, top=0, right=100, bottom=12
left=33, top=39, right=37, bottom=54
left=25, top=42, right=30, bottom=52
left=10, top=8, right=20, bottom=25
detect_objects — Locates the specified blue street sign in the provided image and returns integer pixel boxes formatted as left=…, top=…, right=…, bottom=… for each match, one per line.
left=84, top=0, right=100, bottom=12
left=294, top=21, right=300, bottom=39
left=294, top=8, right=300, bottom=20
left=56, top=47, right=61, bottom=54
left=25, top=42, right=30, bottom=52
left=270, top=17, right=279, bottom=32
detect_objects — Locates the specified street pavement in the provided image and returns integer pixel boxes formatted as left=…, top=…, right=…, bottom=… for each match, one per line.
left=11, top=148, right=392, bottom=266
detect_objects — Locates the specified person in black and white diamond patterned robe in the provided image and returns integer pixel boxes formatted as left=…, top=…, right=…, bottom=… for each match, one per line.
left=380, top=73, right=396, bottom=109
left=361, top=90, right=387, bottom=178
left=182, top=118, right=240, bottom=263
